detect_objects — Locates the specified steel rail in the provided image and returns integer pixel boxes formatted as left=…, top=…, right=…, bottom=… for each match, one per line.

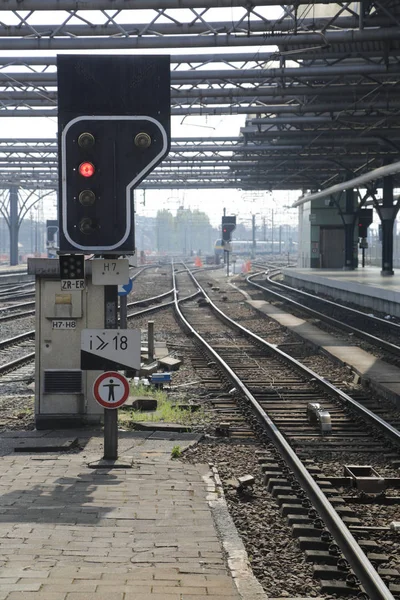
left=0, top=331, right=35, bottom=350
left=0, top=352, right=35, bottom=375
left=172, top=264, right=395, bottom=600
left=127, top=289, right=173, bottom=309
left=0, top=290, right=35, bottom=300
left=127, top=290, right=200, bottom=319
left=0, top=310, right=35, bottom=322
left=0, top=281, right=35, bottom=296
left=246, top=271, right=400, bottom=358
left=0, top=301, right=35, bottom=314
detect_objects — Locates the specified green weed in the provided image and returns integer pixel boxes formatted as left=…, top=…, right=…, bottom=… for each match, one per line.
left=120, top=382, right=203, bottom=426
left=171, top=445, right=182, bottom=459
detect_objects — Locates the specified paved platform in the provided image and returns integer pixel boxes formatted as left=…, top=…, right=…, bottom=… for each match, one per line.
left=283, top=266, right=400, bottom=317
left=0, top=429, right=265, bottom=600
left=0, top=265, right=27, bottom=273
left=0, top=265, right=32, bottom=286
left=246, top=297, right=400, bottom=406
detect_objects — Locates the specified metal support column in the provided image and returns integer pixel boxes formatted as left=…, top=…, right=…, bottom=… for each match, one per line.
left=103, top=284, right=119, bottom=460
left=271, top=209, right=274, bottom=254
left=343, top=188, right=356, bottom=270
left=9, top=186, right=19, bottom=266
left=381, top=174, right=396, bottom=276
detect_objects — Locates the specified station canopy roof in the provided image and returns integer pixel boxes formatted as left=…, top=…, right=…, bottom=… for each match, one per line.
left=0, top=0, right=399, bottom=192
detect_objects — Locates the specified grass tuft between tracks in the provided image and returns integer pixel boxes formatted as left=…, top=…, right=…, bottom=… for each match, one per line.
left=118, top=383, right=201, bottom=426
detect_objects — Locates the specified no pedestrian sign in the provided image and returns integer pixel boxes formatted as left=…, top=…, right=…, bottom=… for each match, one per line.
left=93, top=371, right=130, bottom=409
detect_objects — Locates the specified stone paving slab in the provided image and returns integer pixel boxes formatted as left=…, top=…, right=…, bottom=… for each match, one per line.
left=0, top=430, right=259, bottom=599
left=13, top=439, right=78, bottom=453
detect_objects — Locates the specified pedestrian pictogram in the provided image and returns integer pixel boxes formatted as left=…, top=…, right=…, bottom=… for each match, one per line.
left=93, top=372, right=130, bottom=409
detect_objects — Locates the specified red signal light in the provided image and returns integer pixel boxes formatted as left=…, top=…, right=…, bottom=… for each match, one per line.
left=79, top=162, right=95, bottom=178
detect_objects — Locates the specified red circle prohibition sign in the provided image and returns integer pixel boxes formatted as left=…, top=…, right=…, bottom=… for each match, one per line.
left=93, top=371, right=130, bottom=409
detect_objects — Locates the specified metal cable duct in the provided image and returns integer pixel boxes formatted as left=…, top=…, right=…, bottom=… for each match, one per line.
left=0, top=27, right=398, bottom=49
left=0, top=0, right=284, bottom=8
left=1, top=49, right=399, bottom=67
left=0, top=16, right=393, bottom=37
left=2, top=63, right=400, bottom=83
left=5, top=84, right=400, bottom=101
left=0, top=141, right=396, bottom=154
left=3, top=104, right=400, bottom=116
left=293, top=160, right=400, bottom=206
left=3, top=97, right=400, bottom=113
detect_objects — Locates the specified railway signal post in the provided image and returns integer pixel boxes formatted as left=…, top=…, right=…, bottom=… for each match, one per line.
left=31, top=55, right=172, bottom=458
left=222, top=215, right=236, bottom=276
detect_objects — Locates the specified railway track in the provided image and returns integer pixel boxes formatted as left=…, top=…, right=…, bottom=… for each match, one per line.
left=0, top=284, right=35, bottom=302
left=247, top=269, right=400, bottom=362
left=0, top=302, right=36, bottom=322
left=2, top=262, right=399, bottom=597
left=170, top=265, right=400, bottom=599
left=0, top=331, right=35, bottom=381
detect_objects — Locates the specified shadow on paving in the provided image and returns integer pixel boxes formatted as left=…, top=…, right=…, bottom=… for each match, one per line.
left=0, top=470, right=124, bottom=525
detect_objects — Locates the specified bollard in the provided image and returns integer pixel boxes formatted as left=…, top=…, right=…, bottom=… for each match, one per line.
left=148, top=320, right=155, bottom=363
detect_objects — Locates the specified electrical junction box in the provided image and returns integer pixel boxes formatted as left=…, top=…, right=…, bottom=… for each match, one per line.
left=28, top=258, right=105, bottom=429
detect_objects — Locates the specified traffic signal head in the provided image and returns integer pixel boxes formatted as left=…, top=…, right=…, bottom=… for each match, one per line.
left=358, top=224, right=368, bottom=238
left=357, top=208, right=373, bottom=239
left=57, top=55, right=170, bottom=254
left=61, top=116, right=168, bottom=252
left=222, top=216, right=236, bottom=242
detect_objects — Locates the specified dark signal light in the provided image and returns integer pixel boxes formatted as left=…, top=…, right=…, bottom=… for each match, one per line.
left=78, top=132, right=95, bottom=149
left=79, top=189, right=96, bottom=206
left=79, top=217, right=96, bottom=235
left=79, top=162, right=95, bottom=178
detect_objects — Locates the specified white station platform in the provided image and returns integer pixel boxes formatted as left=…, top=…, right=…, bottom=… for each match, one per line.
left=282, top=266, right=400, bottom=317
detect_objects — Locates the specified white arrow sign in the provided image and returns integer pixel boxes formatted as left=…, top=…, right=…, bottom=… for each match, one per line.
left=81, top=329, right=141, bottom=371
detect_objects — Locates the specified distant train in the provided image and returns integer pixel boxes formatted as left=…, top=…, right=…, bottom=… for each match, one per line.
left=214, top=239, right=297, bottom=256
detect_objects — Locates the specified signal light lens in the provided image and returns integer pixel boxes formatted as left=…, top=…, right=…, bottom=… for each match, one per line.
left=79, top=189, right=96, bottom=206
left=78, top=132, right=95, bottom=149
left=79, top=162, right=95, bottom=178
left=134, top=132, right=151, bottom=149
left=79, top=217, right=95, bottom=235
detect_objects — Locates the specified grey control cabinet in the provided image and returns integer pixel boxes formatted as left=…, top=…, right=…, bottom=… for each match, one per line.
left=28, top=259, right=104, bottom=429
